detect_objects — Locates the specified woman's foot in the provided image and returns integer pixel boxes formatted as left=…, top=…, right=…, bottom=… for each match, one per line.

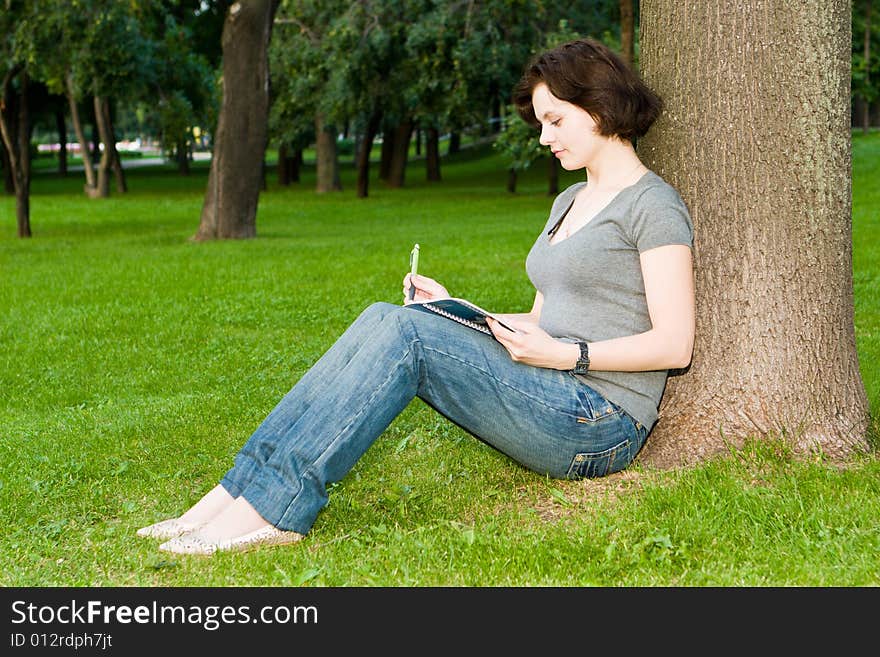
left=158, top=497, right=303, bottom=555
left=136, top=517, right=209, bottom=540
left=136, top=484, right=235, bottom=540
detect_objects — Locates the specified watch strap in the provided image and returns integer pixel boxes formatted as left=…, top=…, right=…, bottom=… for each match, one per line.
left=572, top=341, right=590, bottom=375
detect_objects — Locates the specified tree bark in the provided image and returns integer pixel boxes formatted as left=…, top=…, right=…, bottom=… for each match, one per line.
left=356, top=110, right=381, bottom=198
left=637, top=0, right=870, bottom=467
left=315, top=113, right=342, bottom=193
left=425, top=125, right=441, bottom=182
left=195, top=0, right=280, bottom=240
left=387, top=118, right=413, bottom=188
left=92, top=96, right=112, bottom=198
left=0, top=65, right=32, bottom=237
left=66, top=76, right=98, bottom=195
left=619, top=0, right=635, bottom=66
left=507, top=168, right=517, bottom=193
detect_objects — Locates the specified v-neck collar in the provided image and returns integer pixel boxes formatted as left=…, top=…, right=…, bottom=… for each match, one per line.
left=547, top=171, right=654, bottom=247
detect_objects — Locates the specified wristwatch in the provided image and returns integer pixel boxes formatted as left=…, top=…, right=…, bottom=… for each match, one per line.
left=572, top=341, right=590, bottom=375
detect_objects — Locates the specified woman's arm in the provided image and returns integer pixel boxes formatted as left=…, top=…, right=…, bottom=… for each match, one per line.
left=587, top=244, right=695, bottom=371
left=488, top=245, right=694, bottom=371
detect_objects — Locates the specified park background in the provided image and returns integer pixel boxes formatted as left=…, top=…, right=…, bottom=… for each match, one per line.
left=1, top=1, right=878, bottom=585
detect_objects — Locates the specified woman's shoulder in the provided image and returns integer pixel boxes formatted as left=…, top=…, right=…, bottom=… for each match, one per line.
left=625, top=171, right=693, bottom=247
left=631, top=171, right=688, bottom=210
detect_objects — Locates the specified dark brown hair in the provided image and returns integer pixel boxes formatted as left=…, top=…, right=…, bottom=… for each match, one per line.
left=513, top=38, right=663, bottom=141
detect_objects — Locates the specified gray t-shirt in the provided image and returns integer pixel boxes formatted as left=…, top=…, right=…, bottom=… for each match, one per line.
left=525, top=171, right=693, bottom=429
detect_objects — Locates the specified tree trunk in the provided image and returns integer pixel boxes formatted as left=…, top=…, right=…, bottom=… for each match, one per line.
left=387, top=118, right=413, bottom=188
left=176, top=135, right=190, bottom=175
left=66, top=76, right=98, bottom=195
left=1, top=142, right=14, bottom=194
left=195, top=0, right=279, bottom=240
left=90, top=119, right=100, bottom=162
left=619, top=0, right=635, bottom=66
left=637, top=0, right=869, bottom=467
left=288, top=148, right=301, bottom=182
left=448, top=131, right=460, bottom=155
left=277, top=143, right=289, bottom=186
left=0, top=65, right=32, bottom=237
left=379, top=128, right=394, bottom=180
left=55, top=106, right=68, bottom=176
left=92, top=96, right=112, bottom=198
left=102, top=98, right=127, bottom=193
left=490, top=95, right=501, bottom=133
left=315, top=113, right=342, bottom=193
left=277, top=145, right=301, bottom=185
left=356, top=110, right=381, bottom=198
left=507, top=168, right=517, bottom=193
left=425, top=125, right=441, bottom=182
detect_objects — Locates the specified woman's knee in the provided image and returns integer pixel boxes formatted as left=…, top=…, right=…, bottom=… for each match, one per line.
left=361, top=301, right=398, bottom=320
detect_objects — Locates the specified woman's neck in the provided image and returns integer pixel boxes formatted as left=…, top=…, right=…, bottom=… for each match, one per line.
left=583, top=139, right=645, bottom=190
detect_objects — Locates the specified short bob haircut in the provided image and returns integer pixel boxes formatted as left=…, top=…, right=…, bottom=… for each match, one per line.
left=513, top=38, right=663, bottom=142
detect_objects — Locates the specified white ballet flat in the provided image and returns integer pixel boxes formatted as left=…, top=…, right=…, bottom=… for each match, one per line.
left=136, top=518, right=208, bottom=540
left=158, top=525, right=304, bottom=556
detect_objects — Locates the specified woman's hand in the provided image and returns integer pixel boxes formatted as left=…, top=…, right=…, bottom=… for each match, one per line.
left=486, top=317, right=579, bottom=370
left=403, top=274, right=450, bottom=305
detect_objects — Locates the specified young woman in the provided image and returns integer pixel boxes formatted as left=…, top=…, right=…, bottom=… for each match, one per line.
left=138, top=38, right=695, bottom=555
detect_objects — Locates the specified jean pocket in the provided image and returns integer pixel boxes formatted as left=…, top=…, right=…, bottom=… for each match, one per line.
left=570, top=383, right=622, bottom=423
left=565, top=438, right=631, bottom=479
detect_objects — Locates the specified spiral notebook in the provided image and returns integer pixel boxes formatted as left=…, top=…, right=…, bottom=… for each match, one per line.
left=406, top=297, right=516, bottom=336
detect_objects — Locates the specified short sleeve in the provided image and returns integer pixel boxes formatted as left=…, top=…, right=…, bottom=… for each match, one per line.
left=629, top=183, right=694, bottom=252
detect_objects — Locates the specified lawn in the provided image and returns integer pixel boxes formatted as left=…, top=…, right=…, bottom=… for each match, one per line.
left=0, top=135, right=877, bottom=586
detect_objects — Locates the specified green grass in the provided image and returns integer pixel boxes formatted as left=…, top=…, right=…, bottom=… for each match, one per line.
left=853, top=131, right=880, bottom=428
left=1, top=137, right=878, bottom=586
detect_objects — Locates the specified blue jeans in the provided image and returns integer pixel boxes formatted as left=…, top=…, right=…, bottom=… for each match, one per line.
left=220, top=302, right=649, bottom=534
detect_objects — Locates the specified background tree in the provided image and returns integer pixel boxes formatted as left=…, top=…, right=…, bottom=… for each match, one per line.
left=272, top=0, right=348, bottom=194
left=136, top=7, right=218, bottom=175
left=72, top=2, right=155, bottom=197
left=22, top=0, right=98, bottom=196
left=0, top=0, right=33, bottom=237
left=493, top=108, right=544, bottom=193
left=316, top=0, right=394, bottom=196
left=195, top=0, right=280, bottom=240
left=853, top=0, right=877, bottom=132
left=637, top=0, right=870, bottom=467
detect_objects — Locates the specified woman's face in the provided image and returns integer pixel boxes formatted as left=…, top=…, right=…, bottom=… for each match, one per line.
left=531, top=82, right=605, bottom=170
